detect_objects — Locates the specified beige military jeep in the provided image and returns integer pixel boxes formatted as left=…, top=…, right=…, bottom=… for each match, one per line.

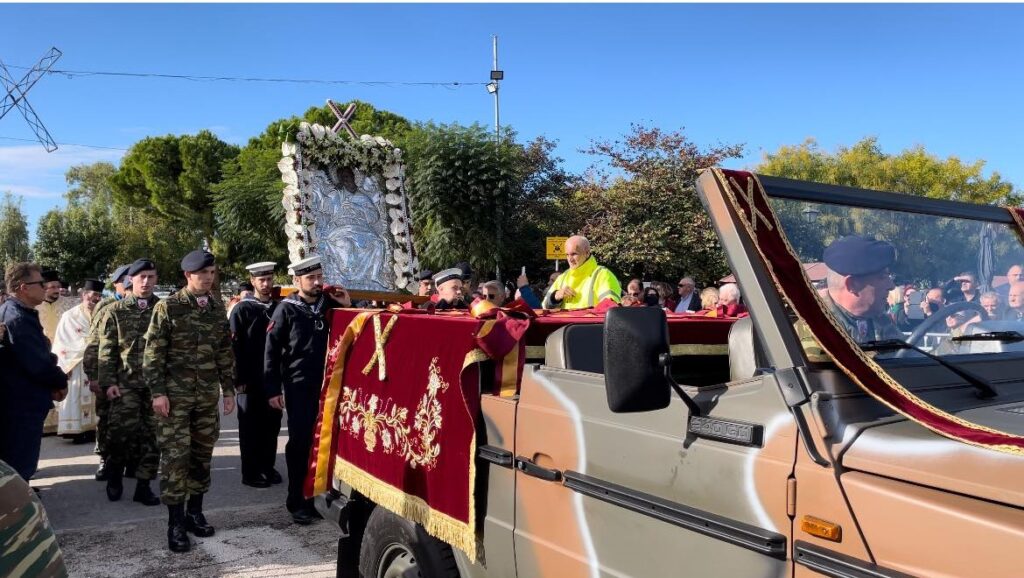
left=315, top=169, right=1024, bottom=578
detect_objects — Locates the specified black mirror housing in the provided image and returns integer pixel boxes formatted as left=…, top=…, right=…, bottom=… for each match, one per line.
left=603, top=307, right=672, bottom=413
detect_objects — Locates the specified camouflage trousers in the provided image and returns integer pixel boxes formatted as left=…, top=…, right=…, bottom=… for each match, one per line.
left=94, top=392, right=109, bottom=458
left=106, top=387, right=159, bottom=480
left=155, top=387, right=220, bottom=505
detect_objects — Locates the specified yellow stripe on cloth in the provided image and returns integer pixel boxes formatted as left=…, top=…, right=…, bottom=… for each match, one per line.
left=311, top=311, right=373, bottom=497
left=475, top=319, right=497, bottom=340
left=499, top=345, right=520, bottom=397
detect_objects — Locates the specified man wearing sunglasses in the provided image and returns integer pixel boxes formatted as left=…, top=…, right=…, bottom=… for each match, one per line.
left=0, top=262, right=69, bottom=481
left=674, top=277, right=701, bottom=313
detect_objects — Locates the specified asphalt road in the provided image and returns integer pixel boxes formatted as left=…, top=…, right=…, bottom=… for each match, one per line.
left=34, top=409, right=340, bottom=578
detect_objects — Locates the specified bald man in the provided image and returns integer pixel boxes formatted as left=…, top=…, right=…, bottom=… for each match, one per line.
left=542, top=235, right=621, bottom=310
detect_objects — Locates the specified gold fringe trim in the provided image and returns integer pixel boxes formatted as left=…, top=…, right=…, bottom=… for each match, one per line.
left=710, top=168, right=1024, bottom=456
left=312, top=312, right=373, bottom=495
left=335, top=451, right=478, bottom=562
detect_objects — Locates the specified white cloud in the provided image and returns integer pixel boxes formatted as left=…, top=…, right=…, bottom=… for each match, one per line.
left=0, top=144, right=124, bottom=175
left=0, top=184, right=61, bottom=198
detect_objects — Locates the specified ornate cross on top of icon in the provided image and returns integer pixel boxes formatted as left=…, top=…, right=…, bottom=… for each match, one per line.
left=0, top=47, right=62, bottom=152
left=326, top=99, right=358, bottom=139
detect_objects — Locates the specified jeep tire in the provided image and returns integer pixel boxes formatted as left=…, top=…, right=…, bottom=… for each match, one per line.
left=358, top=507, right=460, bottom=578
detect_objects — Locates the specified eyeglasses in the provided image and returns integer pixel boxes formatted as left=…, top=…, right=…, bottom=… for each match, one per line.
left=485, top=294, right=499, bottom=300
left=628, top=291, right=642, bottom=297
left=678, top=284, right=693, bottom=288
left=21, top=280, right=45, bottom=287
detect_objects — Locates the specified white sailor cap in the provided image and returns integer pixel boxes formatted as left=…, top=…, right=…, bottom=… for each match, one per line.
left=288, top=255, right=323, bottom=276
left=432, top=267, right=462, bottom=286
left=245, top=261, right=277, bottom=277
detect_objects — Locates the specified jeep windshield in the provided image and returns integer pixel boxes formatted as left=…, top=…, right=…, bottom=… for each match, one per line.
left=765, top=178, right=1024, bottom=361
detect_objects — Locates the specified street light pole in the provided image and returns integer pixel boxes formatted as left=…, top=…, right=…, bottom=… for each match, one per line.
left=491, top=35, right=500, bottom=141
left=488, top=36, right=505, bottom=282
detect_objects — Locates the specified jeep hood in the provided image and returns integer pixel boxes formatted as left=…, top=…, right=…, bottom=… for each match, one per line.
left=841, top=402, right=1024, bottom=509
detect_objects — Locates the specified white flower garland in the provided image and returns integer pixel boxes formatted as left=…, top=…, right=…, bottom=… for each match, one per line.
left=278, top=122, right=420, bottom=290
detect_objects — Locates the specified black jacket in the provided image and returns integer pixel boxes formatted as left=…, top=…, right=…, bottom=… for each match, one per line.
left=263, top=295, right=342, bottom=401
left=0, top=298, right=68, bottom=414
left=230, top=297, right=278, bottom=398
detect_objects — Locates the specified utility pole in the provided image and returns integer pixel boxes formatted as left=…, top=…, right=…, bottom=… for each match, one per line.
left=487, top=36, right=502, bottom=141
left=487, top=36, right=505, bottom=282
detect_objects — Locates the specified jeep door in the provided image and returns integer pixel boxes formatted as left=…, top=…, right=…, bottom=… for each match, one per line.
left=511, top=328, right=798, bottom=578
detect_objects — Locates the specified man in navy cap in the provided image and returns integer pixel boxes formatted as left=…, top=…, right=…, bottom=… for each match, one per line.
left=416, top=269, right=435, bottom=297
left=229, top=261, right=283, bottom=488
left=96, top=259, right=162, bottom=506
left=85, top=264, right=133, bottom=480
left=822, top=235, right=902, bottom=344
left=144, top=249, right=236, bottom=552
left=265, top=255, right=351, bottom=525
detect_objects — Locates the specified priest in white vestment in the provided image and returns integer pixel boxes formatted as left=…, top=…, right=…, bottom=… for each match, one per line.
left=52, top=279, right=104, bottom=437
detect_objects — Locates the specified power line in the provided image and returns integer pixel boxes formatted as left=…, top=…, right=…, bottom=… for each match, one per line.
left=5, top=64, right=487, bottom=88
left=0, top=135, right=127, bottom=151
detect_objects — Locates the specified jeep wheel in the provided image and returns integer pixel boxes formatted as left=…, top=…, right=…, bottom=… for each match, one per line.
left=358, top=507, right=459, bottom=578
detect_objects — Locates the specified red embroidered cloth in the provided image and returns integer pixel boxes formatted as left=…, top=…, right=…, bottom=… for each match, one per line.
left=307, top=309, right=486, bottom=559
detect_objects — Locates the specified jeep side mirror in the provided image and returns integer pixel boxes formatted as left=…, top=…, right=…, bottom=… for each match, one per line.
left=603, top=307, right=673, bottom=413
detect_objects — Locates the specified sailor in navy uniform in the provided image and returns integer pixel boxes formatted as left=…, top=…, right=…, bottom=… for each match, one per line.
left=229, top=261, right=283, bottom=489
left=263, top=256, right=351, bottom=524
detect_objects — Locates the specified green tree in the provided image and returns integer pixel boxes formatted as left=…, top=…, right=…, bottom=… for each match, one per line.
left=757, top=137, right=1019, bottom=204
left=56, top=162, right=201, bottom=283
left=402, top=122, right=531, bottom=276
left=756, top=137, right=1023, bottom=285
left=111, top=130, right=239, bottom=248
left=0, top=192, right=31, bottom=265
left=568, top=125, right=744, bottom=285
left=64, top=162, right=117, bottom=208
left=33, top=206, right=118, bottom=284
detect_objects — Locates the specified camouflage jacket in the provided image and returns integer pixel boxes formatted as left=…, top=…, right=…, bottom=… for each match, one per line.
left=0, top=460, right=67, bottom=578
left=798, top=294, right=903, bottom=362
left=96, top=294, right=160, bottom=391
left=823, top=294, right=902, bottom=345
left=83, top=295, right=119, bottom=385
left=143, top=289, right=235, bottom=399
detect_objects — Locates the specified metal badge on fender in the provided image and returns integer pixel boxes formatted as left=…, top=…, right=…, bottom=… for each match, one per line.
left=687, top=415, right=764, bottom=447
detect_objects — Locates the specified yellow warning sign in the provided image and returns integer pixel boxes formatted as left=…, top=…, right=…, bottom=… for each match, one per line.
left=546, top=236, right=569, bottom=260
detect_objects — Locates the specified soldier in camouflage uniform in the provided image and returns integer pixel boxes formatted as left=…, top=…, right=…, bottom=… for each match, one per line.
left=143, top=250, right=235, bottom=553
left=83, top=263, right=130, bottom=481
left=0, top=459, right=67, bottom=578
left=799, top=235, right=902, bottom=361
left=96, top=259, right=162, bottom=506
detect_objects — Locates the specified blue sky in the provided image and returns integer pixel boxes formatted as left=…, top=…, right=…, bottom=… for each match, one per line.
left=2, top=3, right=1023, bottom=240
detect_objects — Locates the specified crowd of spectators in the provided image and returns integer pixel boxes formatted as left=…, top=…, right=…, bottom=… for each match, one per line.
left=886, top=265, right=1024, bottom=337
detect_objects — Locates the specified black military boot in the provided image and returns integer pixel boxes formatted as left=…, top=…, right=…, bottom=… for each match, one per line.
left=105, top=462, right=123, bottom=501
left=133, top=479, right=161, bottom=506
left=184, top=493, right=215, bottom=537
left=167, top=504, right=191, bottom=553
left=95, top=458, right=109, bottom=481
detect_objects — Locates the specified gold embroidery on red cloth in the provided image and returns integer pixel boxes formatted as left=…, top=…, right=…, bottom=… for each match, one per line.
left=361, top=313, right=398, bottom=380
left=339, top=356, right=449, bottom=469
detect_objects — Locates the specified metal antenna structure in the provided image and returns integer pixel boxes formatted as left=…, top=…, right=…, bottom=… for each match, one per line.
left=0, top=47, right=62, bottom=152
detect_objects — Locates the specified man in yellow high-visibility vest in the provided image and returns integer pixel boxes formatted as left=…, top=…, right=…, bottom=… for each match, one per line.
left=542, top=235, right=622, bottom=310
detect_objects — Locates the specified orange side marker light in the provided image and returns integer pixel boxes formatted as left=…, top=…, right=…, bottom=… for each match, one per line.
left=801, top=515, right=842, bottom=542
